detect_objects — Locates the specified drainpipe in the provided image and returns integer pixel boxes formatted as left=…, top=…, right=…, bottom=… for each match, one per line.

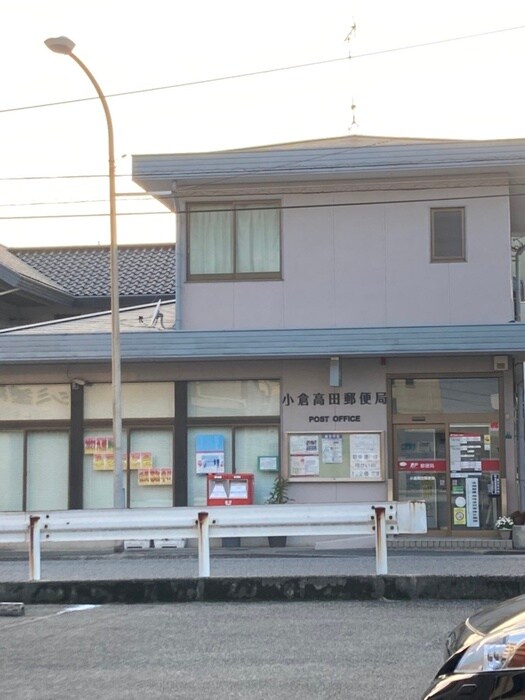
left=513, top=240, right=525, bottom=508
left=513, top=241, right=525, bottom=321
left=173, top=188, right=184, bottom=331
left=517, top=365, right=525, bottom=510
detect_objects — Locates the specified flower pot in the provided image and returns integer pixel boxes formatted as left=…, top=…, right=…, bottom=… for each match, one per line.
left=513, top=525, right=525, bottom=549
left=497, top=529, right=511, bottom=540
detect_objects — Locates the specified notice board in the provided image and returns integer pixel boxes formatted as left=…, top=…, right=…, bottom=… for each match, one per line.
left=286, top=431, right=383, bottom=481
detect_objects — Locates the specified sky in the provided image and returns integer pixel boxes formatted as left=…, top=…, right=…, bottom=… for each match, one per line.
left=2, top=0, right=525, bottom=248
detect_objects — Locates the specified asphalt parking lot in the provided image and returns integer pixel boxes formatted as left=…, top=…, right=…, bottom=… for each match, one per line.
left=0, top=599, right=492, bottom=700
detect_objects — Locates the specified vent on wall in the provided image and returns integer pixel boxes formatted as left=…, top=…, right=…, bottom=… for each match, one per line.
left=493, top=356, right=509, bottom=371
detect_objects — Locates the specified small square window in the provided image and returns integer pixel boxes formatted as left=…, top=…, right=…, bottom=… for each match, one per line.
left=431, top=208, right=465, bottom=262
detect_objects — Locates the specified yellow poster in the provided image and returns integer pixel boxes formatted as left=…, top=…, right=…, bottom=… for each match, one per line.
left=128, top=452, right=153, bottom=470
left=453, top=507, right=466, bottom=525
left=93, top=453, right=115, bottom=471
left=84, top=436, right=113, bottom=455
left=138, top=468, right=172, bottom=486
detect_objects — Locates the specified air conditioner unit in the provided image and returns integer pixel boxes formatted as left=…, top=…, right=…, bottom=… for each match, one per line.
left=494, top=356, right=509, bottom=371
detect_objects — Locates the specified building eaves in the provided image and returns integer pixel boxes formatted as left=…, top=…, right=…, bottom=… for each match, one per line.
left=0, top=245, right=73, bottom=305
left=2, top=324, right=525, bottom=364
left=132, top=137, right=525, bottom=203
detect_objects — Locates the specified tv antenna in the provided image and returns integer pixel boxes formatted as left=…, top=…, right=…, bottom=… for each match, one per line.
left=149, top=299, right=165, bottom=328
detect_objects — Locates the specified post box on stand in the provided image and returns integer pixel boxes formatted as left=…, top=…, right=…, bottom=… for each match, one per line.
left=207, top=473, right=254, bottom=506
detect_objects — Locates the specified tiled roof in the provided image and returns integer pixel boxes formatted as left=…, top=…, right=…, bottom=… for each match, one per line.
left=0, top=245, right=68, bottom=293
left=11, top=244, right=175, bottom=298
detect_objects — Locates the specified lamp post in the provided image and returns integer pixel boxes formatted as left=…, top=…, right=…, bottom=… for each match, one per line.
left=45, top=36, right=125, bottom=509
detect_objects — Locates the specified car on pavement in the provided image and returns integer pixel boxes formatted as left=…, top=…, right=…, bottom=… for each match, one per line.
left=422, top=593, right=525, bottom=699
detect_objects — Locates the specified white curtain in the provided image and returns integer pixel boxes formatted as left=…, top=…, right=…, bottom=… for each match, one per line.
left=189, top=204, right=233, bottom=274
left=236, top=204, right=280, bottom=273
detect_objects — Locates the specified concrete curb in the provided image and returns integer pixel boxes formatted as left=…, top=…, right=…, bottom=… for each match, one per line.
left=1, top=575, right=524, bottom=604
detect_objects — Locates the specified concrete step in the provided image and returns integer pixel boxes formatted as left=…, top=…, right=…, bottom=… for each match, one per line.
left=387, top=535, right=513, bottom=550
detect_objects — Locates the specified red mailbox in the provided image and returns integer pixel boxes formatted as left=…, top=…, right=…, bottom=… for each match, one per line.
left=207, top=473, right=254, bottom=506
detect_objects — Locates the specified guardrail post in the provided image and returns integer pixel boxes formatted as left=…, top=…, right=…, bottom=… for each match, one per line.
left=197, top=511, right=210, bottom=578
left=373, top=506, right=388, bottom=575
left=29, top=515, right=41, bottom=581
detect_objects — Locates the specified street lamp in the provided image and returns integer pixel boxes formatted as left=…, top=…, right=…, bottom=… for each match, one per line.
left=45, top=36, right=125, bottom=509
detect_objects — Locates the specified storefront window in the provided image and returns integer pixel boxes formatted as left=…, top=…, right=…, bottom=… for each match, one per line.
left=83, top=428, right=174, bottom=508
left=188, top=380, right=280, bottom=417
left=235, top=427, right=279, bottom=505
left=187, top=426, right=280, bottom=506
left=0, top=431, right=24, bottom=511
left=188, top=427, right=233, bottom=506
left=129, top=429, right=173, bottom=508
left=392, top=378, right=499, bottom=414
left=0, top=429, right=69, bottom=511
left=83, top=429, right=116, bottom=509
left=26, top=431, right=69, bottom=510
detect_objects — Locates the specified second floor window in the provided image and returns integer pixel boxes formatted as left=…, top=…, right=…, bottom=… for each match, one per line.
left=187, top=201, right=281, bottom=279
left=431, top=207, right=465, bottom=262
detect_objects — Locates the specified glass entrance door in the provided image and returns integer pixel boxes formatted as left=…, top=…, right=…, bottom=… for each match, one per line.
left=395, top=426, right=448, bottom=530
left=395, top=423, right=502, bottom=533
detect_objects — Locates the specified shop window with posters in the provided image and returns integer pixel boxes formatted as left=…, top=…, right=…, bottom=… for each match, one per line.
left=83, top=428, right=174, bottom=508
left=188, top=426, right=279, bottom=506
left=187, top=380, right=280, bottom=507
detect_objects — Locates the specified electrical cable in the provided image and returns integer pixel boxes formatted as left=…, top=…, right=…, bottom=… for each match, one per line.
left=1, top=24, right=523, bottom=115
left=3, top=188, right=525, bottom=221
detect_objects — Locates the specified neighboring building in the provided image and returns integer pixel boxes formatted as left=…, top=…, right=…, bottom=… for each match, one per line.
left=0, top=244, right=175, bottom=327
left=2, top=135, right=525, bottom=540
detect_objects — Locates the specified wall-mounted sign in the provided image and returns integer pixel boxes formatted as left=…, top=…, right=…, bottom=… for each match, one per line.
left=258, top=456, right=279, bottom=472
left=282, top=391, right=387, bottom=407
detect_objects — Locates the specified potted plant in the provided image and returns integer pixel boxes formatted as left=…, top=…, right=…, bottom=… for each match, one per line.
left=495, top=515, right=514, bottom=539
left=265, top=475, right=292, bottom=547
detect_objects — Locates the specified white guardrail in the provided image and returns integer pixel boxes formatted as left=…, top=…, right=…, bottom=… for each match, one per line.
left=0, top=501, right=427, bottom=581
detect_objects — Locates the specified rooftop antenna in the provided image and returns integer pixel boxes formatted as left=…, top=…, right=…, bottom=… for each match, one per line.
left=149, top=299, right=165, bottom=328
left=344, top=22, right=356, bottom=54
left=349, top=98, right=358, bottom=132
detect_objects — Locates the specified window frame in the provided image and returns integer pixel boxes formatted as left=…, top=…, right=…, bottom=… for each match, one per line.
left=187, top=200, right=282, bottom=281
left=430, top=207, right=466, bottom=263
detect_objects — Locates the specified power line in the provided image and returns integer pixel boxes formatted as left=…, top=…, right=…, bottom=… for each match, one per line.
left=3, top=179, right=525, bottom=210
left=3, top=188, right=525, bottom=221
left=1, top=24, right=523, bottom=115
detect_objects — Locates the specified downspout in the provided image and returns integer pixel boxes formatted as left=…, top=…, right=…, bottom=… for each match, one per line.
left=517, top=363, right=525, bottom=510
left=173, top=187, right=184, bottom=331
left=513, top=241, right=525, bottom=321
left=513, top=241, right=525, bottom=508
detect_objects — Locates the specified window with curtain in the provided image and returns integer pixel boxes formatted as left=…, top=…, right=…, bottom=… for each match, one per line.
left=188, top=201, right=280, bottom=279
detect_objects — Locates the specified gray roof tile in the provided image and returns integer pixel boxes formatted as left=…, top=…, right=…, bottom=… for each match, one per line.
left=11, top=244, right=175, bottom=297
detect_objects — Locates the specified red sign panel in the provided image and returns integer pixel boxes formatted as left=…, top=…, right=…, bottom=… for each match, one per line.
left=398, top=460, right=446, bottom=472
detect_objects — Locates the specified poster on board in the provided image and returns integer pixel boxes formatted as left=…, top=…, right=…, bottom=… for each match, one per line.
left=196, top=434, right=225, bottom=474
left=349, top=433, right=381, bottom=479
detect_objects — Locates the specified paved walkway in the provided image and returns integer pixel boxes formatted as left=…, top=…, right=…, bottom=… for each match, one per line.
left=0, top=543, right=522, bottom=582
